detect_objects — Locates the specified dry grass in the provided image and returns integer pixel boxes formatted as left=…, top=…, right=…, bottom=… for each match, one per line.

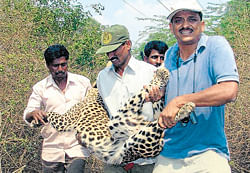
left=0, top=48, right=249, bottom=173
left=0, top=0, right=249, bottom=172
left=225, top=40, right=250, bottom=173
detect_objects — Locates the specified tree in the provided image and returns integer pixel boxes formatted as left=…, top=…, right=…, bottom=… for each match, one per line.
left=132, top=15, right=176, bottom=60
left=132, top=2, right=229, bottom=60
left=0, top=0, right=105, bottom=172
left=214, top=1, right=249, bottom=172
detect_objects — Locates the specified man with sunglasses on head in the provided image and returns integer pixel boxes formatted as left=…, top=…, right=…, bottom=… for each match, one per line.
left=96, top=24, right=161, bottom=173
left=149, top=1, right=239, bottom=173
left=23, top=44, right=91, bottom=172
left=143, top=40, right=168, bottom=67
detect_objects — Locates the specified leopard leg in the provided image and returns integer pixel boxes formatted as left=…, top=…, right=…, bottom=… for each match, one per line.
left=175, top=102, right=196, bottom=122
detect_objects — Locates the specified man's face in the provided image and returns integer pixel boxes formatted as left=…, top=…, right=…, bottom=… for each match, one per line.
left=169, top=10, right=205, bottom=45
left=47, top=56, right=68, bottom=81
left=106, top=41, right=131, bottom=71
left=144, top=49, right=164, bottom=67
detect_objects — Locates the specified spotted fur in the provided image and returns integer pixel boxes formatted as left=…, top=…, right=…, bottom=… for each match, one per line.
left=31, top=67, right=195, bottom=164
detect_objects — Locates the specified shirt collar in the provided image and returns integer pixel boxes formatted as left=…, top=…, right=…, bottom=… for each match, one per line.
left=173, top=33, right=208, bottom=53
left=196, top=33, right=208, bottom=54
left=46, top=75, right=55, bottom=88
left=172, top=33, right=208, bottom=61
left=127, top=56, right=137, bottom=73
left=67, top=72, right=76, bottom=84
left=107, top=56, right=137, bottom=74
left=45, top=72, right=74, bottom=89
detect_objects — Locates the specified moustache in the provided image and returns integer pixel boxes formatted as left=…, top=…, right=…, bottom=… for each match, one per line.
left=110, top=56, right=118, bottom=61
left=155, top=63, right=161, bottom=67
left=179, top=27, right=193, bottom=32
left=55, top=71, right=65, bottom=75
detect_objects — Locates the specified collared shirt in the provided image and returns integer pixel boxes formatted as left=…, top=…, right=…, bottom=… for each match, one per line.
left=23, top=72, right=91, bottom=162
left=97, top=57, right=156, bottom=164
left=161, top=34, right=239, bottom=159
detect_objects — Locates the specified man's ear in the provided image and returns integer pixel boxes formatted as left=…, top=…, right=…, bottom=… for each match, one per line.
left=45, top=62, right=49, bottom=68
left=201, top=21, right=205, bottom=32
left=125, top=40, right=132, bottom=50
left=169, top=23, right=174, bottom=34
left=143, top=55, right=148, bottom=62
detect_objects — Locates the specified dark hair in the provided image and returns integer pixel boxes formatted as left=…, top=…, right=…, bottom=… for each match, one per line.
left=44, top=44, right=69, bottom=65
left=144, top=41, right=168, bottom=57
left=171, top=11, right=203, bottom=23
left=198, top=12, right=203, bottom=21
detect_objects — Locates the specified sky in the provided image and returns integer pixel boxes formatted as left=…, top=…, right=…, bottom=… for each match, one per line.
left=79, top=0, right=229, bottom=44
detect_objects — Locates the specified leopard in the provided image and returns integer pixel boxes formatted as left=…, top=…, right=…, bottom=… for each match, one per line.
left=31, top=67, right=195, bottom=165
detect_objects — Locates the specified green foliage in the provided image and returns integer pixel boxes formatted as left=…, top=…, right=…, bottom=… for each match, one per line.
left=0, top=0, right=105, bottom=172
left=30, top=0, right=106, bottom=80
left=217, top=0, right=249, bottom=47
left=133, top=15, right=176, bottom=59
left=0, top=0, right=249, bottom=172
left=215, top=1, right=250, bottom=172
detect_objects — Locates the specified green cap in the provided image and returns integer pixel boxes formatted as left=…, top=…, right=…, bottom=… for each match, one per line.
left=96, top=24, right=129, bottom=54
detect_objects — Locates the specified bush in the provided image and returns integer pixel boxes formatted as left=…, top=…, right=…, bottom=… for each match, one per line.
left=0, top=0, right=249, bottom=172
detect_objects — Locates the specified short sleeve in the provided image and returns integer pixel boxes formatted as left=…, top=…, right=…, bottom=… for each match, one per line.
left=23, top=83, right=43, bottom=125
left=209, top=36, right=239, bottom=83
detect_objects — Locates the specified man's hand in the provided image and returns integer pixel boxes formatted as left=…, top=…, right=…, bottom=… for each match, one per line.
left=158, top=98, right=181, bottom=128
left=27, top=110, right=47, bottom=125
left=144, top=85, right=165, bottom=102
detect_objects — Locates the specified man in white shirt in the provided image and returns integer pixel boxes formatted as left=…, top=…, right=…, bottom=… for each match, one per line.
left=23, top=44, right=91, bottom=173
left=96, top=24, right=159, bottom=173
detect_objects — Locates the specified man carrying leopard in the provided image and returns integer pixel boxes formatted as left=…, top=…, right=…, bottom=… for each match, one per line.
left=149, top=2, right=239, bottom=173
left=23, top=44, right=91, bottom=173
left=95, top=24, right=164, bottom=173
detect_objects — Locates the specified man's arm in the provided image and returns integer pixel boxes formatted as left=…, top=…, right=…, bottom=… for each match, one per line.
left=25, top=110, right=47, bottom=124
left=23, top=84, right=47, bottom=126
left=158, top=81, right=238, bottom=128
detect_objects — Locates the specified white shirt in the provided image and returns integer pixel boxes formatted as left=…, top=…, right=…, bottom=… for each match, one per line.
left=97, top=57, right=156, bottom=164
left=23, top=72, right=91, bottom=162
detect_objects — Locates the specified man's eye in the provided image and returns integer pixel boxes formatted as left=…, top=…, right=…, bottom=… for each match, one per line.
left=188, top=17, right=200, bottom=23
left=61, top=63, right=67, bottom=67
left=52, top=63, right=67, bottom=68
left=189, top=18, right=198, bottom=22
left=150, top=56, right=158, bottom=59
left=174, top=19, right=183, bottom=24
left=52, top=64, right=59, bottom=68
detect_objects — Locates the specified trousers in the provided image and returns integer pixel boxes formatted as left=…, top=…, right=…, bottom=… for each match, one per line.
left=153, top=150, right=231, bottom=173
left=104, top=163, right=155, bottom=173
left=42, top=155, right=86, bottom=173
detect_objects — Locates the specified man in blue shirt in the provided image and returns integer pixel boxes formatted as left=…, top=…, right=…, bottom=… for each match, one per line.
left=151, top=2, right=239, bottom=173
